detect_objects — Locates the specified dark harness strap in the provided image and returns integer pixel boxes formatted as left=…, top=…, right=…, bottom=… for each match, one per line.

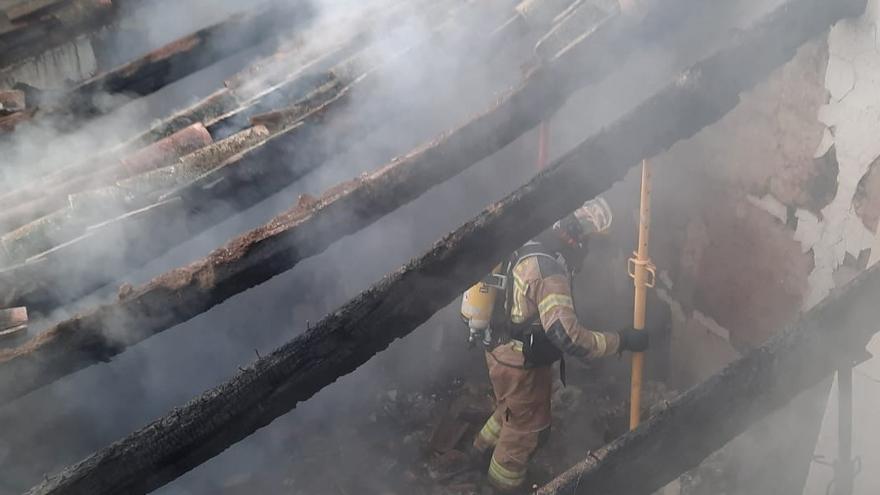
left=494, top=241, right=569, bottom=384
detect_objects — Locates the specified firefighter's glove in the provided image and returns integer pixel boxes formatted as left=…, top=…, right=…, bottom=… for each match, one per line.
left=617, top=328, right=649, bottom=353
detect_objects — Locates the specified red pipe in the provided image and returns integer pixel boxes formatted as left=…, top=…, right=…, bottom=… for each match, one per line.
left=537, top=122, right=549, bottom=170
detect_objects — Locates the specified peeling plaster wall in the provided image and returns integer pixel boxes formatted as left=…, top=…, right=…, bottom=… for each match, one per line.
left=543, top=33, right=836, bottom=493
left=796, top=2, right=880, bottom=309
left=645, top=38, right=829, bottom=354
left=646, top=1, right=880, bottom=491
left=636, top=8, right=880, bottom=489
left=803, top=2, right=880, bottom=494
left=563, top=19, right=863, bottom=493
left=648, top=40, right=834, bottom=493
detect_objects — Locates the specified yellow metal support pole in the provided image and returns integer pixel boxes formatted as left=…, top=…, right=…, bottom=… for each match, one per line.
left=628, top=159, right=655, bottom=430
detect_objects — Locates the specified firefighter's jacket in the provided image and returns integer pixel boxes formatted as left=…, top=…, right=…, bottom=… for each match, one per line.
left=508, top=245, right=621, bottom=362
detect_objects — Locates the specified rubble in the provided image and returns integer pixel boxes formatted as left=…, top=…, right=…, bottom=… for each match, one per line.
left=677, top=450, right=734, bottom=495
left=213, top=373, right=675, bottom=495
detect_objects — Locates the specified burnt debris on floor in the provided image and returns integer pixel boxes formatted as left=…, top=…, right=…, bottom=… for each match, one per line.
left=215, top=366, right=676, bottom=495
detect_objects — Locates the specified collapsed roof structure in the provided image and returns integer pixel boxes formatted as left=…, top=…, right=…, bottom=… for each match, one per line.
left=0, top=0, right=876, bottom=494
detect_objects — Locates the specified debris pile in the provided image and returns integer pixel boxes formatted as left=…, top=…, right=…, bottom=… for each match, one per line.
left=218, top=372, right=676, bottom=495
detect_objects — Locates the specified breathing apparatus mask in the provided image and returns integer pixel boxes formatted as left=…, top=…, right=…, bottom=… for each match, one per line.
left=549, top=197, right=613, bottom=272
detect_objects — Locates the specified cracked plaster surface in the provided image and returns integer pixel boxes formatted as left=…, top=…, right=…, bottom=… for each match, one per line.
left=795, top=3, right=880, bottom=309
left=804, top=3, right=880, bottom=495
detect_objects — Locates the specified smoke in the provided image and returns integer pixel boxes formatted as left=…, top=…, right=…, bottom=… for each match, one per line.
left=0, top=0, right=541, bottom=492
left=0, top=0, right=861, bottom=494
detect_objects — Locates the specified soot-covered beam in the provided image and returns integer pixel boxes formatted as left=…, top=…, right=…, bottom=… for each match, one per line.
left=0, top=0, right=522, bottom=312
left=0, top=0, right=633, bottom=400
left=32, top=2, right=313, bottom=124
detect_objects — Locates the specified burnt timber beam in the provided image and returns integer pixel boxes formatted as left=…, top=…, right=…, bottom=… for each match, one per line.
left=130, top=31, right=358, bottom=145
left=0, top=25, right=436, bottom=306
left=0, top=0, right=522, bottom=312
left=0, top=0, right=629, bottom=392
left=0, top=82, right=345, bottom=304
left=0, top=6, right=386, bottom=222
left=1, top=0, right=447, bottom=207
left=0, top=0, right=453, bottom=215
left=34, top=2, right=313, bottom=123
left=0, top=0, right=775, bottom=397
left=0, top=42, right=342, bottom=214
left=538, top=262, right=876, bottom=493
left=20, top=0, right=863, bottom=492
left=125, top=0, right=528, bottom=146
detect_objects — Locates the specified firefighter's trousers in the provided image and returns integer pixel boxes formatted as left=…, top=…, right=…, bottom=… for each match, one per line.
left=473, top=341, right=553, bottom=492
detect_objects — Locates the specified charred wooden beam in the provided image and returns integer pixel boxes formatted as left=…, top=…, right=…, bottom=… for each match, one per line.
left=0, top=36, right=354, bottom=209
left=110, top=24, right=369, bottom=147
left=121, top=0, right=461, bottom=145
left=0, top=35, right=345, bottom=210
left=37, top=3, right=312, bottom=122
left=0, top=0, right=519, bottom=312
left=0, top=0, right=740, bottom=384
left=157, top=46, right=342, bottom=140
left=154, top=0, right=609, bottom=206
left=0, top=0, right=437, bottom=218
left=205, top=0, right=459, bottom=137
left=0, top=73, right=343, bottom=267
left=16, top=1, right=858, bottom=493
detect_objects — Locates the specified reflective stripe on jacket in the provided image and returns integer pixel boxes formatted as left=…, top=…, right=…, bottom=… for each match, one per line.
left=508, top=249, right=620, bottom=361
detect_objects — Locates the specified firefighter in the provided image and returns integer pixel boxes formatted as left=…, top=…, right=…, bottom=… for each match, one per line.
left=464, top=197, right=650, bottom=493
